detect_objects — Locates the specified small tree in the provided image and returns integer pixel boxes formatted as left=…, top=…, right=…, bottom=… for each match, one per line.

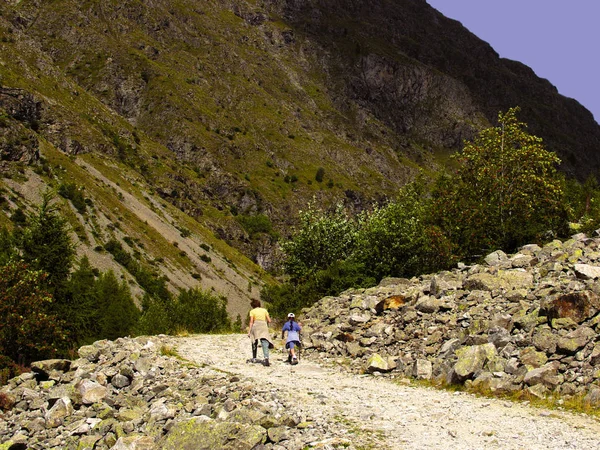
left=432, top=107, right=567, bottom=258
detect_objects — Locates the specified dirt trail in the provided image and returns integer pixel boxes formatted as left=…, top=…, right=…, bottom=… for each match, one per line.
left=173, top=334, right=600, bottom=450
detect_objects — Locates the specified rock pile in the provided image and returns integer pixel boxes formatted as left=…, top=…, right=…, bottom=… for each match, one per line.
left=0, top=337, right=332, bottom=449
left=300, top=234, right=600, bottom=404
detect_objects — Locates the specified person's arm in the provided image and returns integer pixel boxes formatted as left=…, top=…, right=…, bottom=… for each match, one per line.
left=248, top=316, right=255, bottom=336
left=281, top=322, right=288, bottom=339
left=266, top=311, right=271, bottom=324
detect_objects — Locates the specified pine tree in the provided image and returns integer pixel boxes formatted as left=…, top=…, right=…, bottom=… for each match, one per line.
left=19, top=191, right=75, bottom=294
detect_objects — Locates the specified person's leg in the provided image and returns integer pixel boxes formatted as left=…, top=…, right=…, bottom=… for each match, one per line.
left=288, top=341, right=296, bottom=359
left=252, top=339, right=258, bottom=360
left=261, top=339, right=270, bottom=365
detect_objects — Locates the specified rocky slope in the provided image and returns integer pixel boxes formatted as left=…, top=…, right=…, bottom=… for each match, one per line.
left=300, top=232, right=600, bottom=405
left=1, top=0, right=600, bottom=284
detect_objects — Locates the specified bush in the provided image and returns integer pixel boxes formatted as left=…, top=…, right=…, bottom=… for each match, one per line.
left=262, top=260, right=376, bottom=319
left=315, top=167, right=325, bottom=183
left=236, top=214, right=273, bottom=237
left=173, top=288, right=230, bottom=333
left=58, top=182, right=87, bottom=214
left=136, top=289, right=230, bottom=335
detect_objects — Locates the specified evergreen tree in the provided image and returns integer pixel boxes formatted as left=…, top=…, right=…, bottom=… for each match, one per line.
left=95, top=271, right=139, bottom=340
left=0, top=261, right=68, bottom=367
left=64, top=256, right=102, bottom=344
left=19, top=191, right=75, bottom=294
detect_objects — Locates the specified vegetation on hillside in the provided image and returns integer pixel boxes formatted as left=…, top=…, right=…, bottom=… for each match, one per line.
left=0, top=193, right=232, bottom=384
left=265, top=109, right=593, bottom=316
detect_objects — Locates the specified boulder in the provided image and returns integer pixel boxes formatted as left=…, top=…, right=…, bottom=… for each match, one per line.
left=574, top=264, right=600, bottom=280
left=412, top=359, right=433, bottom=380
left=523, top=362, right=561, bottom=388
left=542, top=291, right=600, bottom=324
left=557, top=326, right=596, bottom=354
left=159, top=418, right=267, bottom=450
left=453, top=343, right=497, bottom=381
left=365, top=353, right=392, bottom=373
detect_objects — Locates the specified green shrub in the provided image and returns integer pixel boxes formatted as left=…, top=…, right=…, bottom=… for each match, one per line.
left=281, top=202, right=358, bottom=282
left=236, top=214, right=273, bottom=236
left=58, top=182, right=87, bottom=214
left=315, top=167, right=325, bottom=183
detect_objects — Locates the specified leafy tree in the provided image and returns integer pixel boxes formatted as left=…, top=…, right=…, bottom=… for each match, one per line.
left=0, top=261, right=68, bottom=367
left=563, top=175, right=600, bottom=234
left=431, top=107, right=568, bottom=258
left=281, top=202, right=358, bottom=282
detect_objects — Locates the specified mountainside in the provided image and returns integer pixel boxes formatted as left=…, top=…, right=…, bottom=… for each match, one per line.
left=1, top=0, right=600, bottom=317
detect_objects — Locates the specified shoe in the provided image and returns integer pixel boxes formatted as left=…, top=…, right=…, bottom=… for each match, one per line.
left=291, top=357, right=298, bottom=365
left=263, top=358, right=270, bottom=367
left=287, top=354, right=292, bottom=363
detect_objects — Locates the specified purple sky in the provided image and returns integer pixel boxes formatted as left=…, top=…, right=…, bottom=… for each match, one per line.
left=425, top=0, right=600, bottom=123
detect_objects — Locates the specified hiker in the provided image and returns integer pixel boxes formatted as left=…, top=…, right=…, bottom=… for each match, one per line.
left=282, top=313, right=301, bottom=365
left=247, top=299, right=274, bottom=366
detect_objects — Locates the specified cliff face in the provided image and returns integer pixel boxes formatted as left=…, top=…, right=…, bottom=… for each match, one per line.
left=263, top=0, right=600, bottom=177
left=1, top=0, right=599, bottom=299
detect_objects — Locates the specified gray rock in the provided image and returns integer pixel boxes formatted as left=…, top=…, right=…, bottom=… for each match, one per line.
left=412, top=359, right=433, bottom=380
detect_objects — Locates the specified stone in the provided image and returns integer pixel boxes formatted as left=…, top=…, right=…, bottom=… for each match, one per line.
left=454, top=343, right=497, bottom=381
left=485, top=250, right=508, bottom=266
left=349, top=313, right=371, bottom=325
left=365, top=353, right=392, bottom=373
left=159, top=418, right=267, bottom=450
left=77, top=379, right=108, bottom=405
left=542, top=291, right=600, bottom=324
left=112, top=435, right=156, bottom=450
left=412, top=359, right=433, bottom=380
left=519, top=347, right=548, bottom=368
left=574, top=264, right=600, bottom=280
left=584, top=387, right=600, bottom=407
left=45, top=397, right=74, bottom=428
left=267, top=426, right=290, bottom=443
left=523, top=362, right=561, bottom=387
left=31, top=359, right=71, bottom=375
left=415, top=296, right=443, bottom=313
left=112, top=374, right=131, bottom=388
left=557, top=326, right=596, bottom=354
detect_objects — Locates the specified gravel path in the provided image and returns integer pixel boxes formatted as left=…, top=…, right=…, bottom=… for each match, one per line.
left=174, top=334, right=600, bottom=450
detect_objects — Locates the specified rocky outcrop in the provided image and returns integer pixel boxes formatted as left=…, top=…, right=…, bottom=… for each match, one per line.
left=300, top=233, right=600, bottom=403
left=0, top=337, right=329, bottom=449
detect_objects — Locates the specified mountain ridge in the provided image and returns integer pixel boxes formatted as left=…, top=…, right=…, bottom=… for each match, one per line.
left=1, top=0, right=600, bottom=318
